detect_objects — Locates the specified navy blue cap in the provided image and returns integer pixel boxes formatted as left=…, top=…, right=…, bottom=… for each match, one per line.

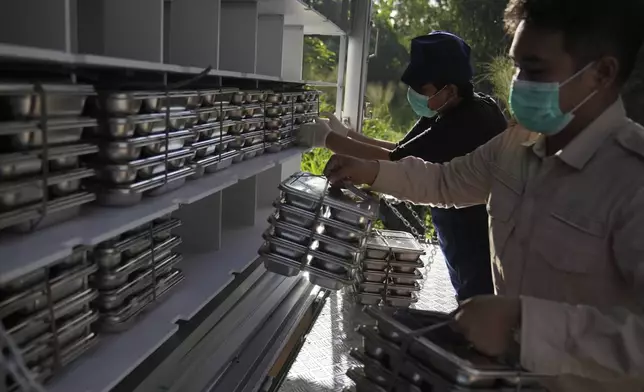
left=401, top=31, right=473, bottom=91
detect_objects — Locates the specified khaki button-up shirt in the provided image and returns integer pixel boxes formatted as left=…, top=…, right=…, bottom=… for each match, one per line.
left=371, top=98, right=644, bottom=392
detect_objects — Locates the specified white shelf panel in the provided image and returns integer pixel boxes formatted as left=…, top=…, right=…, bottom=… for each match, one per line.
left=47, top=207, right=276, bottom=392
left=0, top=43, right=308, bottom=83
left=258, top=0, right=345, bottom=36
left=0, top=148, right=306, bottom=284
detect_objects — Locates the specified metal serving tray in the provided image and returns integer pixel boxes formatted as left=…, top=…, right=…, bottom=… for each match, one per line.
left=95, top=148, right=194, bottom=184
left=0, top=117, right=97, bottom=151
left=7, top=288, right=97, bottom=347
left=279, top=173, right=379, bottom=225
left=0, top=262, right=97, bottom=319
left=189, top=150, right=237, bottom=179
left=96, top=253, right=182, bottom=310
left=0, top=143, right=98, bottom=180
left=94, top=218, right=181, bottom=269
left=99, top=268, right=184, bottom=333
left=366, top=230, right=425, bottom=261
left=364, top=307, right=546, bottom=388
left=0, top=191, right=95, bottom=232
left=199, top=88, right=239, bottom=106
left=94, top=235, right=182, bottom=289
left=95, top=166, right=194, bottom=206
left=96, top=90, right=200, bottom=115
left=192, top=137, right=232, bottom=158
left=0, top=83, right=95, bottom=119
left=0, top=167, right=95, bottom=211
left=98, top=129, right=193, bottom=163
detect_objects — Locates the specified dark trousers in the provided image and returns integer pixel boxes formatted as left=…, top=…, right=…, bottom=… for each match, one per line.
left=430, top=205, right=494, bottom=301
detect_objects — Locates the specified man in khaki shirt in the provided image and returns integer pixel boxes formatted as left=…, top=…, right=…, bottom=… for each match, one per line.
left=324, top=0, right=644, bottom=391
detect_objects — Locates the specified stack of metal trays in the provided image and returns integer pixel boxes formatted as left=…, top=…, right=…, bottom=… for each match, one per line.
left=91, top=215, right=184, bottom=332
left=259, top=172, right=379, bottom=290
left=355, top=230, right=425, bottom=308
left=86, top=89, right=206, bottom=206
left=348, top=307, right=546, bottom=392
left=187, top=89, right=247, bottom=179
left=0, top=248, right=99, bottom=388
left=0, top=83, right=99, bottom=233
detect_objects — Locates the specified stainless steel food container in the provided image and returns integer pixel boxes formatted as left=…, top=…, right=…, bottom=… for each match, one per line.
left=0, top=263, right=97, bottom=319
left=228, top=134, right=247, bottom=150
left=0, top=167, right=95, bottom=210
left=96, top=166, right=193, bottom=206
left=99, top=129, right=193, bottom=162
left=0, top=268, right=46, bottom=294
left=94, top=218, right=181, bottom=269
left=241, top=130, right=264, bottom=147
left=96, top=253, right=182, bottom=310
left=99, top=268, right=184, bottom=333
left=94, top=236, right=182, bottom=289
left=224, top=105, right=244, bottom=120
left=259, top=246, right=304, bottom=277
left=199, top=88, right=239, bottom=106
left=363, top=307, right=547, bottom=388
left=305, top=263, right=353, bottom=290
left=305, top=90, right=321, bottom=101
left=221, top=120, right=244, bottom=136
left=231, top=91, right=245, bottom=105
left=280, top=104, right=293, bottom=116
left=0, top=83, right=95, bottom=119
left=264, top=126, right=291, bottom=143
left=0, top=191, right=96, bottom=232
left=237, top=144, right=264, bottom=161
left=0, top=143, right=98, bottom=180
left=265, top=105, right=282, bottom=118
left=0, top=117, right=96, bottom=151
left=362, top=258, right=424, bottom=273
left=192, top=137, right=233, bottom=158
left=241, top=118, right=265, bottom=133
left=265, top=142, right=282, bottom=154
left=272, top=199, right=327, bottom=228
left=314, top=232, right=363, bottom=262
left=194, top=107, right=220, bottom=124
left=265, top=117, right=282, bottom=129
left=95, top=148, right=194, bottom=184
left=308, top=249, right=355, bottom=276
left=266, top=93, right=282, bottom=104
left=242, top=104, right=264, bottom=118
left=189, top=150, right=237, bottom=179
left=279, top=173, right=380, bottom=226
left=366, top=230, right=425, bottom=261
left=192, top=122, right=224, bottom=141
left=268, top=214, right=323, bottom=244
left=97, top=90, right=200, bottom=115
left=7, top=288, right=97, bottom=347
left=243, top=90, right=269, bottom=104
left=263, top=229, right=316, bottom=260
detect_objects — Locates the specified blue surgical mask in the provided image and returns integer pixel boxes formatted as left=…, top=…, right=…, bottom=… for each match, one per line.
left=509, top=63, right=597, bottom=135
left=407, top=87, right=438, bottom=118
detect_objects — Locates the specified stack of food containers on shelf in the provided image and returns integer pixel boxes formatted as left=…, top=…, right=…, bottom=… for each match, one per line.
left=227, top=90, right=267, bottom=163
left=85, top=90, right=199, bottom=206
left=0, top=248, right=99, bottom=388
left=91, top=215, right=183, bottom=332
left=265, top=90, right=320, bottom=153
left=259, top=172, right=379, bottom=290
left=189, top=88, right=242, bottom=178
left=0, top=83, right=99, bottom=232
left=355, top=230, right=425, bottom=308
left=348, top=306, right=544, bottom=392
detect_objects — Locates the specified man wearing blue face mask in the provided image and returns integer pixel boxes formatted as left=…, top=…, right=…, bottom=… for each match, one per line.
left=322, top=0, right=644, bottom=390
left=297, top=31, right=507, bottom=303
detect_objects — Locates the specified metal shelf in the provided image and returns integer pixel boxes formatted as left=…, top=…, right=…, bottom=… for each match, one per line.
left=0, top=148, right=306, bottom=285
left=46, top=206, right=277, bottom=392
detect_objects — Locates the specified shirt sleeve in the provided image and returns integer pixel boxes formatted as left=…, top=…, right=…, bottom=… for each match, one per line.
left=372, top=129, right=508, bottom=207
left=519, top=187, right=644, bottom=382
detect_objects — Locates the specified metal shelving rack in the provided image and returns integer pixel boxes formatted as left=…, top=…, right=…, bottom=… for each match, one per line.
left=0, top=0, right=375, bottom=391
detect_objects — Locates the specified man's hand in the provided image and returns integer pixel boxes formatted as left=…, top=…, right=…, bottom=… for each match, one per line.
left=320, top=111, right=350, bottom=137
left=454, top=295, right=521, bottom=357
left=296, top=121, right=333, bottom=148
left=323, top=154, right=380, bottom=186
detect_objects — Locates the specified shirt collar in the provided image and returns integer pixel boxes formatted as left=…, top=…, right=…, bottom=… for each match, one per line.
left=521, top=98, right=628, bottom=169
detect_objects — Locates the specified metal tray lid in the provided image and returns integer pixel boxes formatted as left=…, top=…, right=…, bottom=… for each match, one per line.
left=279, top=172, right=379, bottom=218
left=367, top=229, right=425, bottom=254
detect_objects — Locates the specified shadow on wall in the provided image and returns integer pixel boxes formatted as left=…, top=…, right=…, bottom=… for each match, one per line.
left=623, top=48, right=644, bottom=126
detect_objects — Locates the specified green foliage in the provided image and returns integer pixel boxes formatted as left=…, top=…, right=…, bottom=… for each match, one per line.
left=476, top=55, right=516, bottom=118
